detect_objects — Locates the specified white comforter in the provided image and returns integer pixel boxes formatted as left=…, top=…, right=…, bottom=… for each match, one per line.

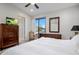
left=2, top=37, right=79, bottom=55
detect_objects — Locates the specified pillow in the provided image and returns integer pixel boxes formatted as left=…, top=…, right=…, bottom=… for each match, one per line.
left=77, top=49, right=79, bottom=54
left=71, top=34, right=79, bottom=48
left=40, top=37, right=77, bottom=52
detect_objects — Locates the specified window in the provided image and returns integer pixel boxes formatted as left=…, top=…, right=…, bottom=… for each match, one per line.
left=34, top=17, right=46, bottom=33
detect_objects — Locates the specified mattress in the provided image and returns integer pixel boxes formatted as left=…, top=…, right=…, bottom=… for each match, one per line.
left=1, top=37, right=79, bottom=55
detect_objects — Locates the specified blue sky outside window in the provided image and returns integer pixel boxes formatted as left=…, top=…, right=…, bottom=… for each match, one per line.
left=34, top=17, right=46, bottom=33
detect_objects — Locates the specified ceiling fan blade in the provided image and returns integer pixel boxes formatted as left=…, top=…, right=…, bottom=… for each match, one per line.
left=34, top=4, right=39, bottom=9
left=25, top=3, right=31, bottom=7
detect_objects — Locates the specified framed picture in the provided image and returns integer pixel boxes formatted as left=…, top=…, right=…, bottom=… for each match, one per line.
left=6, top=17, right=18, bottom=25
left=49, top=17, right=60, bottom=33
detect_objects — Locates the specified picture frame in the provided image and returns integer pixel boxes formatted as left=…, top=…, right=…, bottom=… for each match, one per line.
left=49, top=17, right=60, bottom=33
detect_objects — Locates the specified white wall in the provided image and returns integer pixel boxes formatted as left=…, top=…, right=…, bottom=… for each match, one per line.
left=33, top=5, right=79, bottom=39
left=0, top=3, right=32, bottom=42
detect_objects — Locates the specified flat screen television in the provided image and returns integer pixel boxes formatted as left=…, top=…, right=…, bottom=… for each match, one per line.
left=6, top=17, right=18, bottom=25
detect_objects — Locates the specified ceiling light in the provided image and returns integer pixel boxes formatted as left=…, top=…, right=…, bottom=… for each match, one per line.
left=31, top=3, right=35, bottom=5
left=30, top=9, right=34, bottom=12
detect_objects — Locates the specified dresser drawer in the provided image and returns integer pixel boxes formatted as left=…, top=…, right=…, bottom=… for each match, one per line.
left=2, top=37, right=18, bottom=47
left=3, top=32, right=17, bottom=38
left=3, top=25, right=18, bottom=32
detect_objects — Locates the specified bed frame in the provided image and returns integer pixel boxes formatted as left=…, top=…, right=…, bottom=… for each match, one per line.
left=39, top=33, right=62, bottom=39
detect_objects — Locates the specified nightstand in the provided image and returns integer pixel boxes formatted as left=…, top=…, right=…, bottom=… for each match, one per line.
left=29, top=31, right=35, bottom=41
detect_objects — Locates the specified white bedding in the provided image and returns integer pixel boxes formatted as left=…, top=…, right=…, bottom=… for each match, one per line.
left=2, top=37, right=79, bottom=55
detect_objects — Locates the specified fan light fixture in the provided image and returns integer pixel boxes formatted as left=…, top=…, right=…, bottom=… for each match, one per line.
left=30, top=9, right=34, bottom=12
left=25, top=3, right=39, bottom=9
left=31, top=3, right=35, bottom=5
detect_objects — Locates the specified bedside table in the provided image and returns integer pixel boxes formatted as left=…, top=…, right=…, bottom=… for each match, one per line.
left=29, top=31, right=35, bottom=41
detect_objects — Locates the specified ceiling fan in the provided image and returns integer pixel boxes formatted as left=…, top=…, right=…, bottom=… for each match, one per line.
left=25, top=3, right=39, bottom=9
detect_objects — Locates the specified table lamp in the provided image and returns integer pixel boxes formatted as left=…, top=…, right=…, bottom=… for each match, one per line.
left=71, top=25, right=79, bottom=35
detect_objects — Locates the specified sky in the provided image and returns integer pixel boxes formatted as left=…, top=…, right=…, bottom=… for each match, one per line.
left=34, top=17, right=46, bottom=28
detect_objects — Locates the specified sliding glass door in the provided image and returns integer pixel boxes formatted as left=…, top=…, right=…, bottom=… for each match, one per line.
left=34, top=17, right=46, bottom=34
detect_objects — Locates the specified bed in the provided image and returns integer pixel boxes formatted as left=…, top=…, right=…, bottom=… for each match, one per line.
left=1, top=35, right=79, bottom=55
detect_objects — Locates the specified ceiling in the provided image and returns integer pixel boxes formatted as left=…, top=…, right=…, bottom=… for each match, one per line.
left=12, top=3, right=78, bottom=16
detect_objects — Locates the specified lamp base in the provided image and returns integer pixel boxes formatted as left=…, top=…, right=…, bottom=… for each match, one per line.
left=75, top=32, right=78, bottom=35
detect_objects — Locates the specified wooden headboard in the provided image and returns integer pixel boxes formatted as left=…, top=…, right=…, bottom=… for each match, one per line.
left=39, top=33, right=62, bottom=39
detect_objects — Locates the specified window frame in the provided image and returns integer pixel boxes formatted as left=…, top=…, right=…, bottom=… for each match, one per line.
left=35, top=17, right=46, bottom=34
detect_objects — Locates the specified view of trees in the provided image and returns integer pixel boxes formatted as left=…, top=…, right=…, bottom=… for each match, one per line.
left=34, top=17, right=46, bottom=33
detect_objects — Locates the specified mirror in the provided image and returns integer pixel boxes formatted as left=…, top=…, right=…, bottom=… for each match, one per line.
left=49, top=17, right=60, bottom=33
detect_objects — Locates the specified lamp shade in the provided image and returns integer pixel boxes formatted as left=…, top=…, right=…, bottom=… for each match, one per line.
left=71, top=25, right=79, bottom=31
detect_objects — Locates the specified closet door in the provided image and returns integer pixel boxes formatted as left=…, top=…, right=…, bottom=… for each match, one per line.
left=17, top=16, right=25, bottom=43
